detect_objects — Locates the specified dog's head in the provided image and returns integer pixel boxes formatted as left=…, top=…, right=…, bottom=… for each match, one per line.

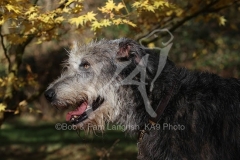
left=44, top=38, right=163, bottom=132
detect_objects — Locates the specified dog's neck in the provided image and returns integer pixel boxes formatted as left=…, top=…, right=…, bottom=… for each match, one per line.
left=149, top=80, right=178, bottom=123
left=114, top=59, right=181, bottom=135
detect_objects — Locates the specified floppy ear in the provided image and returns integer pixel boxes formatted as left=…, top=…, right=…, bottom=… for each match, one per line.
left=117, top=39, right=164, bottom=78
left=117, top=43, right=131, bottom=61
left=117, top=39, right=142, bottom=64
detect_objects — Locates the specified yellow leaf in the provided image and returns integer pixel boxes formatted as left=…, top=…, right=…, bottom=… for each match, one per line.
left=132, top=0, right=156, bottom=12
left=39, top=15, right=52, bottom=23
left=105, top=0, right=115, bottom=11
left=72, top=4, right=83, bottom=13
left=166, top=11, right=173, bottom=16
left=99, top=0, right=124, bottom=13
left=101, top=19, right=111, bottom=27
left=132, top=2, right=141, bottom=8
left=91, top=19, right=112, bottom=31
left=19, top=100, right=27, bottom=107
left=28, top=13, right=38, bottom=20
left=146, top=5, right=155, bottom=12
left=36, top=39, right=43, bottom=44
left=69, top=16, right=85, bottom=27
left=63, top=7, right=70, bottom=13
left=85, top=11, right=97, bottom=22
left=0, top=19, right=4, bottom=25
left=113, top=18, right=122, bottom=25
left=55, top=16, right=64, bottom=23
left=6, top=4, right=21, bottom=14
left=69, top=12, right=96, bottom=27
left=14, top=109, right=19, bottom=114
left=0, top=78, right=6, bottom=87
left=154, top=1, right=165, bottom=8
left=0, top=103, right=6, bottom=112
left=122, top=19, right=136, bottom=27
left=176, top=9, right=183, bottom=17
left=25, top=6, right=38, bottom=15
left=219, top=16, right=226, bottom=26
left=164, top=2, right=170, bottom=7
left=91, top=21, right=102, bottom=31
left=115, top=3, right=124, bottom=12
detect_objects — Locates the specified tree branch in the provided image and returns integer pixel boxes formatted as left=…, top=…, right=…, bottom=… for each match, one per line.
left=137, top=0, right=227, bottom=45
left=207, top=0, right=239, bottom=13
left=0, top=26, right=11, bottom=72
left=169, top=1, right=218, bottom=32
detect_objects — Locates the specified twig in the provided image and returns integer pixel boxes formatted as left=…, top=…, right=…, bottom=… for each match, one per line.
left=122, top=0, right=129, bottom=15
left=3, top=109, right=15, bottom=113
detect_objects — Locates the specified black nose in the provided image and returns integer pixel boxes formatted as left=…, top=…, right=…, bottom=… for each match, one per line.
left=44, top=89, right=56, bottom=102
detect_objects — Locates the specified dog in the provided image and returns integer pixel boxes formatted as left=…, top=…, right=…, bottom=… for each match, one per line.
left=45, top=38, right=240, bottom=159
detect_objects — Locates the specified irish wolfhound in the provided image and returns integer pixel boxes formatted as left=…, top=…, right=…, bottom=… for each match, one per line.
left=45, top=38, right=240, bottom=159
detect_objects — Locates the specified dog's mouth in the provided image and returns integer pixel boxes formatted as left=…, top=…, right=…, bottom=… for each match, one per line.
left=66, top=96, right=104, bottom=125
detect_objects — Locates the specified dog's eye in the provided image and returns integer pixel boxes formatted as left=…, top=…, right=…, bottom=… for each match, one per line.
left=79, top=61, right=90, bottom=70
left=84, top=64, right=90, bottom=69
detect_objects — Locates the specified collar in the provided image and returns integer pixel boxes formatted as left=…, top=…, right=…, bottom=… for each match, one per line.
left=137, top=80, right=179, bottom=143
left=149, top=81, right=177, bottom=124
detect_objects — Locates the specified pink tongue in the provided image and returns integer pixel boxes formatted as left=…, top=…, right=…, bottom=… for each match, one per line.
left=66, top=102, right=88, bottom=121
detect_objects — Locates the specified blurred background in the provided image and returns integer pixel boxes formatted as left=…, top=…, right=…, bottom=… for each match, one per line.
left=0, top=0, right=239, bottom=159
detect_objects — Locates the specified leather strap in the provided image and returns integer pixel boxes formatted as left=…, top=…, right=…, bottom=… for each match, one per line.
left=149, top=81, right=176, bottom=123
left=137, top=81, right=178, bottom=143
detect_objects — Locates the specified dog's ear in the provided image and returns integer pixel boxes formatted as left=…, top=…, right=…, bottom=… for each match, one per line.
left=117, top=43, right=131, bottom=61
left=117, top=39, right=143, bottom=64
